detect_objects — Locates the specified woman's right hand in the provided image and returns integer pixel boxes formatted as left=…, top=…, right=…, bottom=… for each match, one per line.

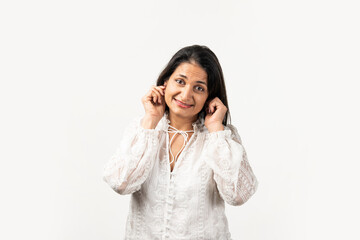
left=141, top=85, right=166, bottom=128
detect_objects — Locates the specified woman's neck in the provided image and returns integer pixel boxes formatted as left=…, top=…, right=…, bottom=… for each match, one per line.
left=167, top=112, right=197, bottom=131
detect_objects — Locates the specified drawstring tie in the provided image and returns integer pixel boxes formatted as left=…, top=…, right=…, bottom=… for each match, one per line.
left=166, top=125, right=194, bottom=165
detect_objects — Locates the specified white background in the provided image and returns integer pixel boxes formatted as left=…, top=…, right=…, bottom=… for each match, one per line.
left=1, top=0, right=359, bottom=239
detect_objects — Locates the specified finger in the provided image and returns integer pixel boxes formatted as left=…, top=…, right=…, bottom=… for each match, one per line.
left=209, top=102, right=216, bottom=113
left=156, top=85, right=165, bottom=95
left=155, top=86, right=165, bottom=98
left=211, top=99, right=224, bottom=110
left=206, top=107, right=211, bottom=114
left=150, top=92, right=156, bottom=103
left=143, top=94, right=152, bottom=103
left=151, top=89, right=162, bottom=104
left=145, top=88, right=154, bottom=98
left=158, top=86, right=165, bottom=95
left=143, top=86, right=160, bottom=104
left=153, top=86, right=164, bottom=96
left=149, top=87, right=158, bottom=102
left=152, top=88, right=162, bottom=102
left=142, top=90, right=153, bottom=103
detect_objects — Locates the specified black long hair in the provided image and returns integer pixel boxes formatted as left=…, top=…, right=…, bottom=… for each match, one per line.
left=156, top=45, right=231, bottom=126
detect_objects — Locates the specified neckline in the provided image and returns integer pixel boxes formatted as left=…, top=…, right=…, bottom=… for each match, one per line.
left=163, top=111, right=203, bottom=133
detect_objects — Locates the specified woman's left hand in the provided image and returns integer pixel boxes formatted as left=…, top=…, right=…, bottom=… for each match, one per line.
left=204, top=97, right=227, bottom=132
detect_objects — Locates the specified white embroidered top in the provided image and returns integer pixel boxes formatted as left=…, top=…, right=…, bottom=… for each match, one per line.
left=103, top=112, right=259, bottom=240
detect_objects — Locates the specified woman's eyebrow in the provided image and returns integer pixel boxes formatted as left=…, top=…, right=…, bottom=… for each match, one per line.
left=178, top=74, right=207, bottom=86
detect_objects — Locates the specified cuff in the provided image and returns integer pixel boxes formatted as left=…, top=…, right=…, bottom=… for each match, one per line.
left=207, top=127, right=232, bottom=141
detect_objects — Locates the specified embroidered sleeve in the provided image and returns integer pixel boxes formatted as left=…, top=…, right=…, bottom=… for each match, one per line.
left=102, top=115, right=161, bottom=195
left=204, top=124, right=258, bottom=206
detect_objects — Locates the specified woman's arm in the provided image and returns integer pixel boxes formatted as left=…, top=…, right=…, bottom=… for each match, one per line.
left=102, top=115, right=161, bottom=195
left=204, top=124, right=258, bottom=206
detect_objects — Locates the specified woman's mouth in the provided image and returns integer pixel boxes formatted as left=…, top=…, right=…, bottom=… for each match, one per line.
left=174, top=99, right=193, bottom=108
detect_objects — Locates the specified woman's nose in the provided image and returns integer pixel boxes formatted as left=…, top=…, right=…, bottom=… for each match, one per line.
left=180, top=86, right=193, bottom=100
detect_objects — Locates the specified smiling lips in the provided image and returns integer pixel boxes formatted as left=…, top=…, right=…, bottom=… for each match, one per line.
left=174, top=98, right=193, bottom=108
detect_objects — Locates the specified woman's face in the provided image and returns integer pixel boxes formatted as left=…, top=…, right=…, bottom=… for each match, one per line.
left=164, top=62, right=209, bottom=120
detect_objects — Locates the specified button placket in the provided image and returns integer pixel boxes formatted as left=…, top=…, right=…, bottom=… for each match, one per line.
left=163, top=173, right=176, bottom=238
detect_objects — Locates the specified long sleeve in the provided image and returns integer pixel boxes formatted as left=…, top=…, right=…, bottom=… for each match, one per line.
left=102, top=115, right=161, bottom=195
left=204, top=124, right=258, bottom=206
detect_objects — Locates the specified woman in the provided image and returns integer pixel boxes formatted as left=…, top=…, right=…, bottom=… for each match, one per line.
left=103, top=45, right=259, bottom=240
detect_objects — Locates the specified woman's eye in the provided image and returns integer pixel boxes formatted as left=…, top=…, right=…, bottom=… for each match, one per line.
left=195, top=86, right=205, bottom=92
left=175, top=79, right=184, bottom=84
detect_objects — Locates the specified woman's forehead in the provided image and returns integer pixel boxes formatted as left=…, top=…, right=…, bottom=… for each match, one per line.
left=173, top=62, right=208, bottom=85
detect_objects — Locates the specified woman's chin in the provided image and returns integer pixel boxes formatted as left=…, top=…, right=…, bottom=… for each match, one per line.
left=169, top=108, right=202, bottom=120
